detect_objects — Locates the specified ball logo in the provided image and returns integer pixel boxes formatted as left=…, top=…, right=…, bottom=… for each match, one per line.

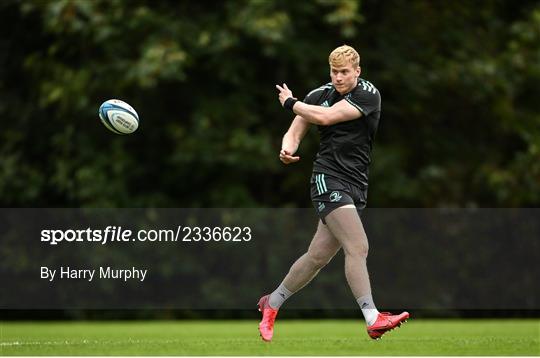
left=111, top=112, right=136, bottom=130
left=330, top=191, right=342, bottom=202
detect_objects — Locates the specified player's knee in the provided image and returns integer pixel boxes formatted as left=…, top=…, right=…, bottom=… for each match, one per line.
left=360, top=242, right=369, bottom=258
left=344, top=241, right=369, bottom=259
left=306, top=250, right=333, bottom=269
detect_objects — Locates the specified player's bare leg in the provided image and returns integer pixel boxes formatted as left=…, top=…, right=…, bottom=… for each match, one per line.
left=258, top=221, right=341, bottom=341
left=325, top=205, right=409, bottom=339
left=281, top=220, right=341, bottom=293
left=325, top=205, right=371, bottom=298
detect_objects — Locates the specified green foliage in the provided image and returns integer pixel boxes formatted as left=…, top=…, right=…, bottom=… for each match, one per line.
left=0, top=0, right=538, bottom=207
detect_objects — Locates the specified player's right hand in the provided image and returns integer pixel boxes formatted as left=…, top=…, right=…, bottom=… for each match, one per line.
left=279, top=149, right=300, bottom=164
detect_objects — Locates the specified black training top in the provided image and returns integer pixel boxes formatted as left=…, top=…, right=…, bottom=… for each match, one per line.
left=303, top=78, right=381, bottom=188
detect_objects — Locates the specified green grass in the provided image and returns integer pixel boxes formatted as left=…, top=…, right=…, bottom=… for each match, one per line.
left=1, top=319, right=539, bottom=356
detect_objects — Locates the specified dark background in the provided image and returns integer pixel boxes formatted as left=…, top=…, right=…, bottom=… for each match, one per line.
left=0, top=0, right=539, bottom=319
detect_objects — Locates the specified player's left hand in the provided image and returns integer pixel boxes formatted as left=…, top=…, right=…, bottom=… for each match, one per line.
left=275, top=83, right=296, bottom=107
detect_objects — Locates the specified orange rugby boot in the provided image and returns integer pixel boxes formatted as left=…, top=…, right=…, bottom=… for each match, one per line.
left=257, top=295, right=279, bottom=342
left=367, top=311, right=410, bottom=339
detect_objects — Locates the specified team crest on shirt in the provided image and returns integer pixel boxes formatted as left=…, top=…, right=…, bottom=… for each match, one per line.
left=330, top=191, right=342, bottom=202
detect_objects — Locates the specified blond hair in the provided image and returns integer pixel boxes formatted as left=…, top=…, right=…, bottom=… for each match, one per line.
left=329, top=45, right=360, bottom=68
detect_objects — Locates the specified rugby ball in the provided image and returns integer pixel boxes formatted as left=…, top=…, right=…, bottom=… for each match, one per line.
left=98, top=99, right=139, bottom=134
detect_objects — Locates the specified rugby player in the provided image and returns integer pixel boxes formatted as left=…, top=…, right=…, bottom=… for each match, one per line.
left=258, top=45, right=409, bottom=341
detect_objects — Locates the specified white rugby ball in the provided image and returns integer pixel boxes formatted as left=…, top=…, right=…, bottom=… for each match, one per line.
left=98, top=99, right=139, bottom=134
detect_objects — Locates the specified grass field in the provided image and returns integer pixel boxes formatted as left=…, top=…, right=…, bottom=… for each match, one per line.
left=1, top=319, right=539, bottom=356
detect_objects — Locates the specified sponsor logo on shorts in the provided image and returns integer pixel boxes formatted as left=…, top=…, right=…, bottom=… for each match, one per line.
left=330, top=191, right=343, bottom=202
left=318, top=202, right=326, bottom=212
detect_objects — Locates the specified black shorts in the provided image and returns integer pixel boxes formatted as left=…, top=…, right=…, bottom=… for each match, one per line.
left=310, top=173, right=367, bottom=223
